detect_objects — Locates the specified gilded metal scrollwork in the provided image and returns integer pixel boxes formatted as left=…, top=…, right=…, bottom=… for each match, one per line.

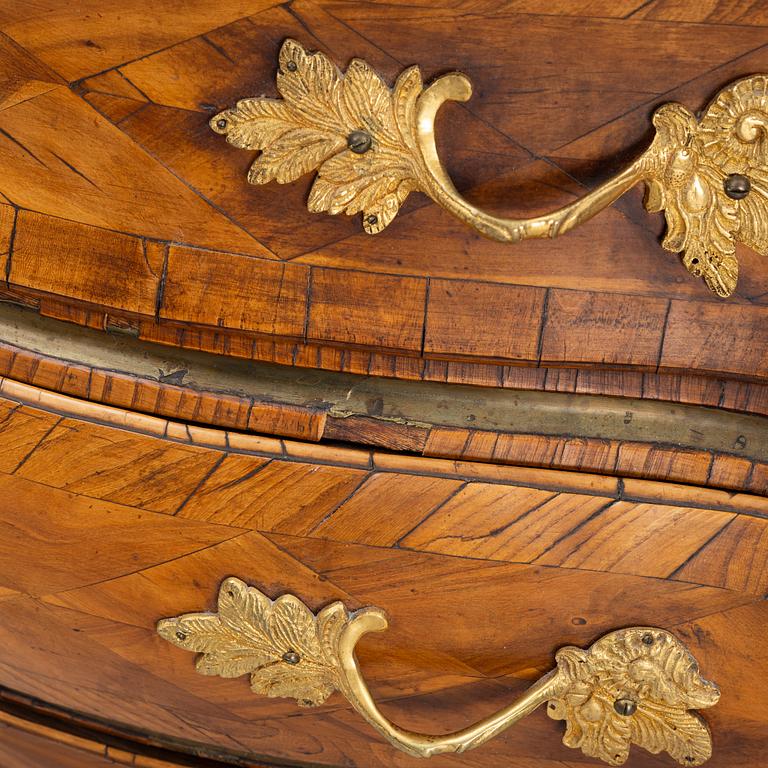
left=210, top=40, right=768, bottom=298
left=158, top=577, right=719, bottom=766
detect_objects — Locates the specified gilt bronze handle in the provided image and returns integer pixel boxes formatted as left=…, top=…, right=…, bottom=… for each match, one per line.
left=210, top=39, right=768, bottom=298
left=158, top=577, right=719, bottom=766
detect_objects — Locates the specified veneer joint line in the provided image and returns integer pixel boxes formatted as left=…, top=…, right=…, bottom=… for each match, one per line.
left=392, top=480, right=469, bottom=546
left=666, top=516, right=738, bottom=579
left=304, top=471, right=375, bottom=535
left=172, top=453, right=228, bottom=516
left=655, top=299, right=674, bottom=374
left=154, top=243, right=170, bottom=321
left=10, top=415, right=63, bottom=475
left=4, top=206, right=17, bottom=287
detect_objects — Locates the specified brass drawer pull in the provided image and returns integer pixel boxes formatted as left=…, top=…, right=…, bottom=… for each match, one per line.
left=158, top=577, right=718, bottom=766
left=211, top=39, right=768, bottom=298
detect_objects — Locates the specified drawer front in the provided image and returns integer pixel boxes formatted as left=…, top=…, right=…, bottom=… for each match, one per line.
left=1, top=1, right=768, bottom=393
left=0, top=392, right=765, bottom=767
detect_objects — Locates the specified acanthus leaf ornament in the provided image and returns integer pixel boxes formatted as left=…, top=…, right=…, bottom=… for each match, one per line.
left=212, top=40, right=768, bottom=298
left=156, top=577, right=348, bottom=707
left=158, top=578, right=719, bottom=766
left=212, top=39, right=427, bottom=235
left=549, top=629, right=719, bottom=766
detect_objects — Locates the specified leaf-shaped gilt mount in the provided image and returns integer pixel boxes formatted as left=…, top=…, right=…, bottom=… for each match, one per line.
left=549, top=629, right=719, bottom=766
left=158, top=578, right=719, bottom=766
left=212, top=39, right=424, bottom=235
left=212, top=40, right=768, bottom=298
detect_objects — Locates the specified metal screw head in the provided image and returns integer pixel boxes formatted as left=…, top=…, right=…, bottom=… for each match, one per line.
left=642, top=633, right=654, bottom=646
left=724, top=173, right=751, bottom=200
left=366, top=214, right=378, bottom=226
left=216, top=118, right=228, bottom=130
left=347, top=130, right=373, bottom=154
left=282, top=650, right=301, bottom=665
left=613, top=698, right=638, bottom=717
left=286, top=60, right=298, bottom=72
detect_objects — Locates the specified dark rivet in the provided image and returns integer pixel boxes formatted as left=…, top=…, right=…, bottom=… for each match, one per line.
left=286, top=61, right=297, bottom=72
left=216, top=118, right=227, bottom=130
left=642, top=633, right=654, bottom=646
left=175, top=631, right=187, bottom=641
left=282, top=650, right=301, bottom=665
left=347, top=130, right=372, bottom=154
left=366, top=214, right=378, bottom=225
left=614, top=698, right=637, bottom=717
left=724, top=173, right=751, bottom=200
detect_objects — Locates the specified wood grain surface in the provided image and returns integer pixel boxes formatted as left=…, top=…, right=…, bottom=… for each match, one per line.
left=0, top=389, right=765, bottom=767
left=1, top=3, right=767, bottom=767
left=0, top=0, right=766, bottom=385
